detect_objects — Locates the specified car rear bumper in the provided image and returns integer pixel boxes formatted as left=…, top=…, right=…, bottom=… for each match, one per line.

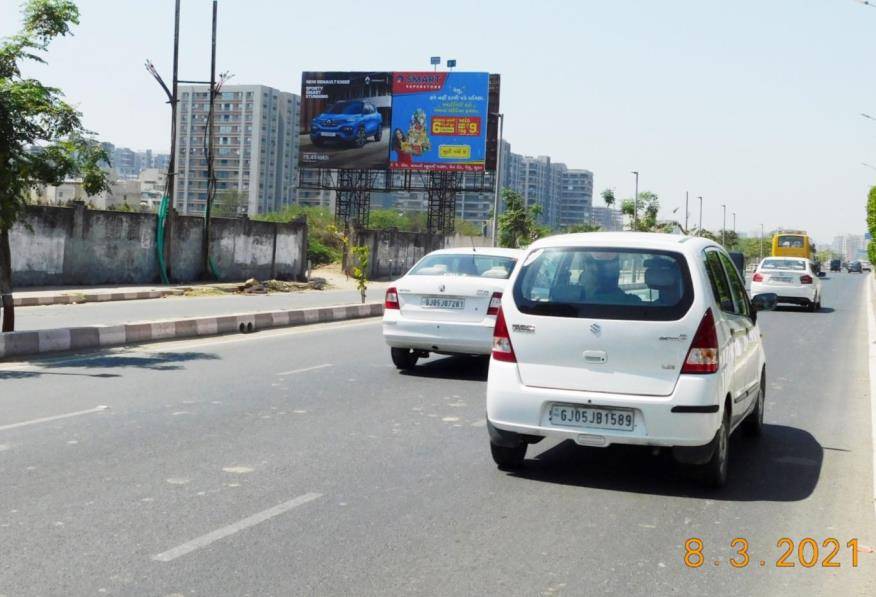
left=486, top=359, right=723, bottom=447
left=383, top=312, right=495, bottom=355
left=751, top=281, right=816, bottom=303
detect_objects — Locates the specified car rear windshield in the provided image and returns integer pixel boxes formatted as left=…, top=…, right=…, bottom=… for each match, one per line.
left=512, top=247, right=693, bottom=321
left=777, top=235, right=805, bottom=248
left=408, top=254, right=517, bottom=279
left=761, top=259, right=805, bottom=270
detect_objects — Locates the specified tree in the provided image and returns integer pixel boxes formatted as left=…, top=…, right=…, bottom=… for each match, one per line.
left=1, top=0, right=110, bottom=331
left=601, top=188, right=616, bottom=208
left=621, top=191, right=660, bottom=231
left=564, top=222, right=601, bottom=233
left=497, top=188, right=548, bottom=248
left=212, top=190, right=247, bottom=218
left=867, top=186, right=876, bottom=239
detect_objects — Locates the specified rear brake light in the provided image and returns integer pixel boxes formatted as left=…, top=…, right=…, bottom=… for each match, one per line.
left=800, top=275, right=813, bottom=284
left=491, top=307, right=516, bottom=363
left=681, top=308, right=719, bottom=374
left=487, top=292, right=502, bottom=315
left=384, top=287, right=399, bottom=309
left=752, top=272, right=763, bottom=282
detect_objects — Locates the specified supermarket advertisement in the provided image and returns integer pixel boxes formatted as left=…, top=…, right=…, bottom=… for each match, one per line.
left=388, top=71, right=490, bottom=171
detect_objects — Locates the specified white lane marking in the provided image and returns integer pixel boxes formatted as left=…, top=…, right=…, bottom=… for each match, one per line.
left=0, top=405, right=109, bottom=432
left=151, top=492, right=322, bottom=562
left=866, top=276, right=876, bottom=518
left=276, top=363, right=332, bottom=376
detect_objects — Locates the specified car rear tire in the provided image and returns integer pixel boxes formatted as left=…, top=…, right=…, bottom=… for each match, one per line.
left=700, top=409, right=730, bottom=488
left=742, top=376, right=765, bottom=437
left=808, top=300, right=818, bottom=312
left=390, top=347, right=419, bottom=370
left=490, top=441, right=526, bottom=470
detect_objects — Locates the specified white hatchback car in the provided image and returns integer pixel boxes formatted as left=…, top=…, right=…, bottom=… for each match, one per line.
left=750, top=257, right=823, bottom=312
left=486, top=233, right=777, bottom=487
left=383, top=247, right=522, bottom=369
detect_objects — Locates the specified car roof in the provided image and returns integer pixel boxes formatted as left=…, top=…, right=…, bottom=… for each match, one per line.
left=427, top=247, right=523, bottom=258
left=526, top=232, right=720, bottom=254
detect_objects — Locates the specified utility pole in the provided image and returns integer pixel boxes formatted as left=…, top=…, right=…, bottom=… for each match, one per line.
left=732, top=212, right=736, bottom=240
left=698, top=196, right=703, bottom=235
left=202, top=0, right=218, bottom=280
left=684, top=191, right=689, bottom=234
left=721, top=203, right=726, bottom=246
left=491, top=113, right=504, bottom=247
left=631, top=171, right=639, bottom=231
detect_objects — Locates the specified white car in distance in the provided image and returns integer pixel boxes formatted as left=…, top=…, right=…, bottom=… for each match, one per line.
left=383, top=247, right=522, bottom=369
left=486, top=233, right=777, bottom=487
left=750, top=257, right=823, bottom=312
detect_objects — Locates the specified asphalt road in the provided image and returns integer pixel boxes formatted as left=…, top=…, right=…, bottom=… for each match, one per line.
left=13, top=287, right=385, bottom=331
left=0, top=273, right=874, bottom=596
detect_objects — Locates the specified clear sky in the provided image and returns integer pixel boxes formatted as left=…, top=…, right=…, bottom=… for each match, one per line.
left=2, top=0, right=874, bottom=242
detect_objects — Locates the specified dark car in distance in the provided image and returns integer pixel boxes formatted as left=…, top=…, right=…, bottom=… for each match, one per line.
left=310, top=100, right=383, bottom=148
left=848, top=260, right=863, bottom=273
left=830, top=259, right=841, bottom=272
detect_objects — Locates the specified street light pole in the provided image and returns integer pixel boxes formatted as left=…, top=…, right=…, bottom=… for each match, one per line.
left=491, top=113, right=504, bottom=247
left=631, top=171, right=639, bottom=231
left=732, top=212, right=736, bottom=238
left=698, top=196, right=703, bottom=235
left=684, top=191, right=689, bottom=234
left=721, top=204, right=726, bottom=246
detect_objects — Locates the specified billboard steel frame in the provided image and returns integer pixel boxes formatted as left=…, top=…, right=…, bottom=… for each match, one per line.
left=300, top=168, right=496, bottom=235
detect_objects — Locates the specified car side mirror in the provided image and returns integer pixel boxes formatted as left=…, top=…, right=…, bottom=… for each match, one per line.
left=751, top=293, right=777, bottom=313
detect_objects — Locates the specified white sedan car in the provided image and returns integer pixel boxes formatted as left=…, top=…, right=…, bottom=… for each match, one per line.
left=750, top=257, right=823, bottom=312
left=383, top=247, right=522, bottom=369
left=486, top=233, right=777, bottom=487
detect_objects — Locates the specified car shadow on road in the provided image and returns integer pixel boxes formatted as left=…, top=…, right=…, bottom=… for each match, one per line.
left=508, top=424, right=821, bottom=502
left=401, top=355, right=489, bottom=382
left=0, top=351, right=220, bottom=377
left=771, top=306, right=835, bottom=314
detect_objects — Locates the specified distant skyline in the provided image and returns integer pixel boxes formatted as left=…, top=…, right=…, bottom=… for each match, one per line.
left=2, top=0, right=875, bottom=241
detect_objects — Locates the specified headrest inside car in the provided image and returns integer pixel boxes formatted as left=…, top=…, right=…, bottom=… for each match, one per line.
left=645, top=266, right=678, bottom=289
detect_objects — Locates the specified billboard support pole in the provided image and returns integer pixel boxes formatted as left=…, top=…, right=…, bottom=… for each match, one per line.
left=491, top=112, right=504, bottom=246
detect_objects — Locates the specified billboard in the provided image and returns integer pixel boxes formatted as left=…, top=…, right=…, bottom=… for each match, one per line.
left=299, top=71, right=495, bottom=172
left=299, top=71, right=392, bottom=169
left=389, top=72, right=489, bottom=171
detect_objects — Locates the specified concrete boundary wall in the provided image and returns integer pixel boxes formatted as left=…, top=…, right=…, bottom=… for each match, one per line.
left=348, top=228, right=444, bottom=281
left=11, top=203, right=307, bottom=287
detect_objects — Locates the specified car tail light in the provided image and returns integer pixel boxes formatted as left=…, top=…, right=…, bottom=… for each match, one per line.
left=491, top=307, right=516, bottom=363
left=681, top=308, right=719, bottom=374
left=487, top=292, right=502, bottom=316
left=384, top=287, right=400, bottom=309
left=752, top=272, right=763, bottom=282
left=800, top=275, right=813, bottom=284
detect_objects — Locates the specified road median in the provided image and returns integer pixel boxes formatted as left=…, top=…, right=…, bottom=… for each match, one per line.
left=0, top=302, right=383, bottom=360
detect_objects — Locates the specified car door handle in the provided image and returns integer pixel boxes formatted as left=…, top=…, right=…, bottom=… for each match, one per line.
left=731, top=328, right=747, bottom=337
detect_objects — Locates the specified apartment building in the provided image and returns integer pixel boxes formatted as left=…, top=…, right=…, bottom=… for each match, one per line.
left=174, top=84, right=300, bottom=216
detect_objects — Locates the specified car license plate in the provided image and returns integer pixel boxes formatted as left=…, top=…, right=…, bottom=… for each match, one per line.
left=421, top=296, right=464, bottom=309
left=549, top=404, right=635, bottom=431
left=770, top=276, right=792, bottom=283
left=321, top=132, right=337, bottom=137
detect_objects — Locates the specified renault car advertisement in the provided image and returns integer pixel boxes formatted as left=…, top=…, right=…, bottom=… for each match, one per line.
left=299, top=71, right=492, bottom=172
left=299, top=71, right=392, bottom=169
